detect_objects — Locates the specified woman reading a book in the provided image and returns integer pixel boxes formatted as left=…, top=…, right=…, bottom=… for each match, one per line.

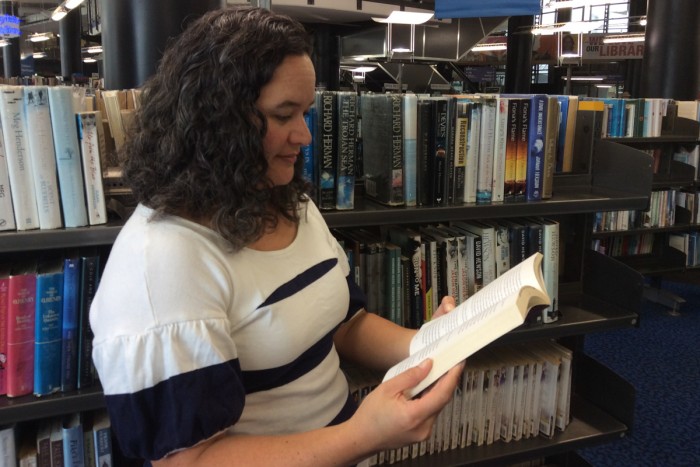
left=90, top=6, right=462, bottom=466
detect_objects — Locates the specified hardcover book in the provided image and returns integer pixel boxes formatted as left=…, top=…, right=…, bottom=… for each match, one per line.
left=383, top=253, right=550, bottom=398
left=61, top=256, right=81, bottom=392
left=335, top=91, right=357, bottom=210
left=24, top=85, right=63, bottom=230
left=92, top=410, right=113, bottom=467
left=315, top=90, right=337, bottom=210
left=0, top=266, right=9, bottom=395
left=0, top=85, right=40, bottom=230
left=361, top=93, right=404, bottom=206
left=77, top=254, right=100, bottom=389
left=0, top=123, right=15, bottom=231
left=6, top=262, right=37, bottom=397
left=403, top=93, right=418, bottom=207
left=34, top=259, right=64, bottom=397
left=48, top=86, right=89, bottom=228
left=62, top=413, right=85, bottom=467
left=77, top=111, right=108, bottom=225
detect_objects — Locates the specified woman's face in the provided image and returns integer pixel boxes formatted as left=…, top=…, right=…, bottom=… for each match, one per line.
left=256, top=54, right=316, bottom=186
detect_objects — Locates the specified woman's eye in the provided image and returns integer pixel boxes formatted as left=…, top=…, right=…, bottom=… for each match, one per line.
left=275, top=114, right=293, bottom=122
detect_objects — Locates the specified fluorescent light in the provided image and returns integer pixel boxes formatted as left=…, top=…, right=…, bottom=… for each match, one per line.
left=65, top=0, right=86, bottom=9
left=28, top=32, right=52, bottom=42
left=86, top=46, right=103, bottom=54
left=33, top=52, right=46, bottom=58
left=603, top=34, right=645, bottom=44
left=51, top=5, right=68, bottom=21
left=391, top=47, right=412, bottom=53
left=471, top=43, right=508, bottom=52
left=83, top=57, right=96, bottom=63
left=0, top=39, right=9, bottom=47
left=350, top=67, right=377, bottom=73
left=372, top=11, right=434, bottom=25
left=561, top=76, right=606, bottom=81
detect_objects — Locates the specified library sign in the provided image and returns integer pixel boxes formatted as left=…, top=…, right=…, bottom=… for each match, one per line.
left=581, top=34, right=645, bottom=60
left=0, top=14, right=20, bottom=38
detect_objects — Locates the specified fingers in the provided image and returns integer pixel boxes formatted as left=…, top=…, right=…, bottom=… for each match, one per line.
left=382, top=359, right=433, bottom=397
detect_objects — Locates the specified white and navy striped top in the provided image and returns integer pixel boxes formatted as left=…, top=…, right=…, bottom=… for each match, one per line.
left=90, top=201, right=365, bottom=461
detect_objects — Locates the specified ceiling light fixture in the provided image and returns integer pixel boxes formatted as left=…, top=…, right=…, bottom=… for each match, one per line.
left=65, top=0, right=86, bottom=9
left=603, top=33, right=645, bottom=44
left=471, top=43, right=508, bottom=52
left=28, top=32, right=52, bottom=42
left=51, top=5, right=68, bottom=21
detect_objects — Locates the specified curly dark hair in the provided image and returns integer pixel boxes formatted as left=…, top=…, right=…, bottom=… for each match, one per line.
left=121, top=6, right=314, bottom=250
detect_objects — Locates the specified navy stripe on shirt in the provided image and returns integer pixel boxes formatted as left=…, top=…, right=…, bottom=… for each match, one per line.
left=259, top=258, right=338, bottom=308
left=105, top=359, right=245, bottom=461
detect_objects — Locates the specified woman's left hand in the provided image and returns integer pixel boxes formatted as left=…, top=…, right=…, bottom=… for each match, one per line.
left=431, top=295, right=456, bottom=320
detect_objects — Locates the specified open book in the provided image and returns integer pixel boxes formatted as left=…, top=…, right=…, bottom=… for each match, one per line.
left=383, top=252, right=551, bottom=398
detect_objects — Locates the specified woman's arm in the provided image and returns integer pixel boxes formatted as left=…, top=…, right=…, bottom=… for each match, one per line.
left=151, top=358, right=463, bottom=467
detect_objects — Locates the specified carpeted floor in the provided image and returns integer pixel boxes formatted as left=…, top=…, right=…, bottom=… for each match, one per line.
left=578, top=279, right=700, bottom=467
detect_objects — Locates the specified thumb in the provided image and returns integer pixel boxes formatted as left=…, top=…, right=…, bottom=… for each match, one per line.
left=384, top=359, right=433, bottom=397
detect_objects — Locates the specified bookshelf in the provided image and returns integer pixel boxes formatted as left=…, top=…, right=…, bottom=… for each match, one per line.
left=0, top=135, right=652, bottom=466
left=594, top=116, right=700, bottom=312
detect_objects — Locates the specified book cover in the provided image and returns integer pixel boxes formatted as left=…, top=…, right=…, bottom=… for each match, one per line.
left=504, top=99, right=521, bottom=201
left=335, top=91, right=357, bottom=210
left=77, top=111, right=108, bottom=225
left=61, top=256, right=81, bottom=392
left=6, top=263, right=37, bottom=397
left=48, top=86, right=89, bottom=228
left=77, top=254, right=100, bottom=389
left=403, top=93, right=418, bottom=207
left=92, top=410, right=113, bottom=467
left=34, top=259, right=64, bottom=397
left=62, top=413, right=85, bottom=467
left=0, top=85, right=40, bottom=230
left=0, top=122, right=15, bottom=231
left=315, top=90, right=337, bottom=210
left=23, top=85, right=63, bottom=230
left=361, top=93, right=404, bottom=206
left=509, top=93, right=548, bottom=201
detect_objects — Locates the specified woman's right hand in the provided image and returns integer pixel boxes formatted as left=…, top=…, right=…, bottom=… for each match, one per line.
left=348, top=358, right=464, bottom=454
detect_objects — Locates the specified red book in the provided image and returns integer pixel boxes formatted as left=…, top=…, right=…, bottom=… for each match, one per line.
left=6, top=264, right=37, bottom=397
left=0, top=267, right=9, bottom=395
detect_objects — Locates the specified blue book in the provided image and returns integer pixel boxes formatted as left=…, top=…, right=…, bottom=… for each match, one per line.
left=77, top=254, right=100, bottom=389
left=62, top=413, right=85, bottom=467
left=92, top=410, right=113, bottom=467
left=402, top=93, right=418, bottom=207
left=335, top=91, right=357, bottom=210
left=61, top=256, right=81, bottom=392
left=301, top=108, right=315, bottom=186
left=33, top=259, right=64, bottom=396
left=555, top=96, right=570, bottom=172
left=47, top=86, right=88, bottom=228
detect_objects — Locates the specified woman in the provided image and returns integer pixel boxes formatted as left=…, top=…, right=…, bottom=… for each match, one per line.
left=90, top=6, right=461, bottom=466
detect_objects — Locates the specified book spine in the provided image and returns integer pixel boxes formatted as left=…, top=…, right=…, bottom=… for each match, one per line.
left=555, top=96, right=569, bottom=172
left=77, top=112, right=108, bottom=225
left=432, top=99, right=448, bottom=206
left=93, top=423, right=113, bottom=467
left=0, top=85, right=40, bottom=230
left=416, top=99, right=431, bottom=206
left=491, top=98, right=508, bottom=203
left=542, top=220, right=560, bottom=323
left=525, top=95, right=547, bottom=201
left=389, top=94, right=404, bottom=206
left=464, top=103, right=480, bottom=204
left=452, top=101, right=469, bottom=205
left=477, top=100, right=496, bottom=203
left=48, top=86, right=88, bottom=228
left=61, top=257, right=80, bottom=392
left=318, top=90, right=337, bottom=210
left=23, top=86, right=63, bottom=230
left=514, top=99, right=530, bottom=202
left=403, top=94, right=418, bottom=207
left=0, top=275, right=8, bottom=395
left=504, top=99, right=519, bottom=201
left=542, top=97, right=559, bottom=199
left=0, top=125, right=16, bottom=231
left=62, top=419, right=85, bottom=467
left=335, top=92, right=357, bottom=210
left=77, top=255, right=100, bottom=389
left=34, top=271, right=63, bottom=396
left=302, top=109, right=315, bottom=186
left=7, top=272, right=36, bottom=397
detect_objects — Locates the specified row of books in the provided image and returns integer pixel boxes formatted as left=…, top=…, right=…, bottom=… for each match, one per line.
left=306, top=91, right=574, bottom=210
left=0, top=84, right=112, bottom=233
left=0, top=409, right=113, bottom=467
left=351, top=339, right=573, bottom=466
left=591, top=233, right=655, bottom=257
left=333, top=216, right=559, bottom=328
left=0, top=252, right=102, bottom=399
left=669, top=231, right=700, bottom=267
left=592, top=189, right=680, bottom=233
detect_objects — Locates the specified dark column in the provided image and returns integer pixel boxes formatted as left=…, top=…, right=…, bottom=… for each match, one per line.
left=640, top=0, right=700, bottom=100
left=623, top=0, right=647, bottom=97
left=311, top=24, right=339, bottom=91
left=99, top=0, right=219, bottom=90
left=1, top=1, right=20, bottom=79
left=504, top=16, right=533, bottom=94
left=59, top=6, right=82, bottom=81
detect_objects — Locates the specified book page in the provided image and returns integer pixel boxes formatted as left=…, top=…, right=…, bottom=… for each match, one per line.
left=410, top=253, right=545, bottom=354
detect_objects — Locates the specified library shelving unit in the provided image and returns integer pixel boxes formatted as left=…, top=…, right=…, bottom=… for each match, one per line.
left=596, top=116, right=700, bottom=313
left=0, top=137, right=653, bottom=466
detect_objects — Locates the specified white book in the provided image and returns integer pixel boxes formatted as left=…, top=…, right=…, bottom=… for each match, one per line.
left=526, top=341, right=562, bottom=438
left=451, top=220, right=497, bottom=287
left=23, top=86, right=63, bottom=230
left=77, top=111, right=107, bottom=225
left=403, top=93, right=418, bottom=207
left=491, top=97, right=509, bottom=203
left=383, top=253, right=550, bottom=398
left=48, top=86, right=88, bottom=228
left=0, top=85, right=40, bottom=230
left=0, top=425, right=17, bottom=467
left=0, top=123, right=15, bottom=231
left=476, top=97, right=496, bottom=204
left=540, top=218, right=560, bottom=323
left=464, top=102, right=480, bottom=203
